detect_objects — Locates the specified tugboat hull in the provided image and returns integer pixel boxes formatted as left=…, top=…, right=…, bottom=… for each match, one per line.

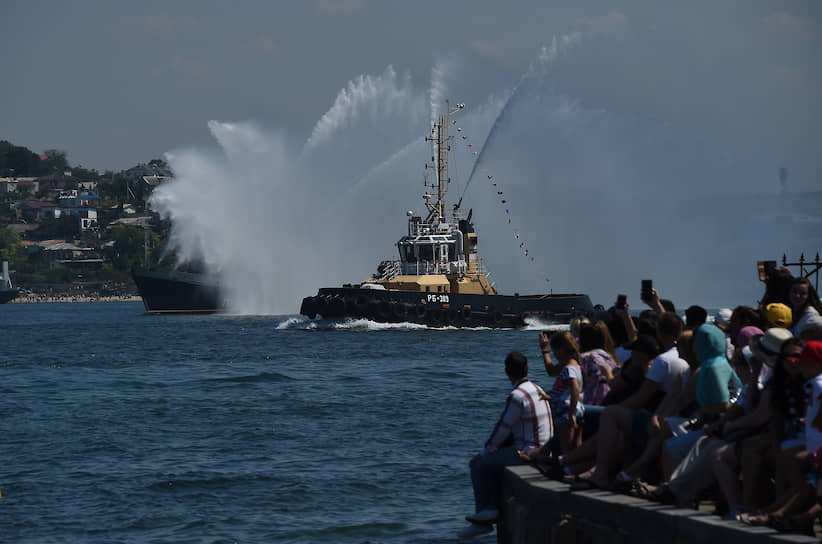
left=132, top=268, right=222, bottom=314
left=300, top=287, right=592, bottom=328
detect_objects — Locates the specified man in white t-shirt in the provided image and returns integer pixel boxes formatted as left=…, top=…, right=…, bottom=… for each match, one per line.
left=646, top=335, right=690, bottom=396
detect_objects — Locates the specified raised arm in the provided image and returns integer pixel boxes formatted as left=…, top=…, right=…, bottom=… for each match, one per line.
left=614, top=302, right=637, bottom=346
left=644, top=288, right=666, bottom=314
left=539, top=331, right=562, bottom=377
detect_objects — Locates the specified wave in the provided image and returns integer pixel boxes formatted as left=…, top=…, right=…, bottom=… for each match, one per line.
left=521, top=315, right=571, bottom=331
left=146, top=472, right=279, bottom=494
left=209, top=371, right=293, bottom=384
left=279, top=521, right=409, bottom=541
left=275, top=315, right=518, bottom=331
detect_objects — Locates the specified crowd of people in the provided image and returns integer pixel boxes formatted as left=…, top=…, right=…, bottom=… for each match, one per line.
left=457, top=271, right=822, bottom=539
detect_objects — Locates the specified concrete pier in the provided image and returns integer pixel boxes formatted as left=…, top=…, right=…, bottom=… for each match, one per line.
left=499, top=465, right=818, bottom=544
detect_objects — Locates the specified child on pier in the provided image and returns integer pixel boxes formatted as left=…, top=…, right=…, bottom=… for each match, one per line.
left=541, top=331, right=585, bottom=453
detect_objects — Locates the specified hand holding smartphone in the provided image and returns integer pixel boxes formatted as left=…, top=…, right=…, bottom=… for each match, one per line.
left=641, top=279, right=653, bottom=302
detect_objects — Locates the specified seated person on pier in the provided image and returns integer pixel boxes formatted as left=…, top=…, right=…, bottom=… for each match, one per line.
left=457, top=351, right=553, bottom=539
left=569, top=311, right=688, bottom=490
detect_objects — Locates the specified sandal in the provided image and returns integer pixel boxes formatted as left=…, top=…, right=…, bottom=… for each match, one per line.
left=624, top=480, right=654, bottom=500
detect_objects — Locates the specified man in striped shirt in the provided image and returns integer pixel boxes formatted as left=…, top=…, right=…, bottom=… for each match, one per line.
left=458, top=351, right=553, bottom=538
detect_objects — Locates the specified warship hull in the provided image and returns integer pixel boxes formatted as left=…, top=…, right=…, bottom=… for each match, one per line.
left=300, top=287, right=593, bottom=328
left=0, top=288, right=19, bottom=304
left=132, top=268, right=222, bottom=314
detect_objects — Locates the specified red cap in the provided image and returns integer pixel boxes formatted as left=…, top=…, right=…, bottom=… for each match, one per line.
left=800, top=341, right=822, bottom=364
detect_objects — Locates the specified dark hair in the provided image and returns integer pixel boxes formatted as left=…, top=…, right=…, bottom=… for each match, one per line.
left=595, top=320, right=619, bottom=362
left=661, top=299, right=676, bottom=313
left=636, top=316, right=658, bottom=338
left=770, top=337, right=806, bottom=417
left=579, top=324, right=605, bottom=353
left=685, top=305, right=708, bottom=329
left=630, top=334, right=660, bottom=358
left=604, top=308, right=628, bottom=346
left=658, top=312, right=685, bottom=339
left=731, top=305, right=762, bottom=330
left=791, top=277, right=822, bottom=316
left=760, top=267, right=793, bottom=307
left=505, top=351, right=528, bottom=380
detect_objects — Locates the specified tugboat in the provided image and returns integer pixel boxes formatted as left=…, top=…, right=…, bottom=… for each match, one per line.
left=0, top=261, right=20, bottom=304
left=300, top=103, right=593, bottom=327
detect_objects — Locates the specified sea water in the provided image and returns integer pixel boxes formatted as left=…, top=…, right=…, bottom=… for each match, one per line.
left=0, top=302, right=561, bottom=543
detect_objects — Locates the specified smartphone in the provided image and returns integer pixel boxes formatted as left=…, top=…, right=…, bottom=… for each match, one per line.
left=641, top=279, right=653, bottom=302
left=616, top=293, right=627, bottom=310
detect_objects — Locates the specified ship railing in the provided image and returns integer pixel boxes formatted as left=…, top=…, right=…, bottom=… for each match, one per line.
left=400, top=261, right=439, bottom=276
left=478, top=258, right=496, bottom=290
left=376, top=260, right=402, bottom=280
left=398, top=259, right=474, bottom=276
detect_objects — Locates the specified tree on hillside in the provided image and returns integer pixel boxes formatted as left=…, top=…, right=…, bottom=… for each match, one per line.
left=0, top=226, right=23, bottom=265
left=109, top=226, right=156, bottom=270
left=96, top=174, right=124, bottom=202
left=0, top=141, right=47, bottom=177
left=33, top=215, right=80, bottom=240
left=71, top=165, right=101, bottom=182
left=42, top=149, right=69, bottom=173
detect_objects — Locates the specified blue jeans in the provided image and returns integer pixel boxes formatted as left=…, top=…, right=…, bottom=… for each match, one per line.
left=470, top=446, right=525, bottom=512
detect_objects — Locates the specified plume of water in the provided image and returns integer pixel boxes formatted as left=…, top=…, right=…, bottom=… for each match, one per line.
left=151, top=67, right=429, bottom=314
left=151, top=31, right=819, bottom=314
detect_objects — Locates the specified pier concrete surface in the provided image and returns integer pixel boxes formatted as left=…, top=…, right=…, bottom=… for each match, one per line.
left=499, top=465, right=818, bottom=544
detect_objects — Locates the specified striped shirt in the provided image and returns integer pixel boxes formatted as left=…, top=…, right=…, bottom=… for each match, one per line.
left=481, top=379, right=553, bottom=455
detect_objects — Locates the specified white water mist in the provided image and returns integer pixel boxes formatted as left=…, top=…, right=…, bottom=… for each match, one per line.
left=150, top=32, right=819, bottom=314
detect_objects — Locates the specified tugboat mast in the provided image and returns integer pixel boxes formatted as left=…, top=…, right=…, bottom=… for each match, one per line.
left=424, top=101, right=464, bottom=223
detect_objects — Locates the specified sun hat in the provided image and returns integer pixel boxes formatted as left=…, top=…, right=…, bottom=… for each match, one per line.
left=751, top=327, right=794, bottom=366
left=765, top=303, right=793, bottom=328
left=737, top=326, right=764, bottom=348
left=714, top=308, right=732, bottom=327
left=797, top=314, right=822, bottom=337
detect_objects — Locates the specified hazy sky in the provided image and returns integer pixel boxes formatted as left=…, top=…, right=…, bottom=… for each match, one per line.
left=3, top=1, right=820, bottom=179
left=3, top=1, right=821, bottom=310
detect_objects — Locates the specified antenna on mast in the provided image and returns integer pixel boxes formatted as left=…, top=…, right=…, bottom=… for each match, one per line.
left=424, top=100, right=464, bottom=223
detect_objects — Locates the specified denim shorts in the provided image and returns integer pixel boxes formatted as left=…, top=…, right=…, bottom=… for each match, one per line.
left=664, top=429, right=703, bottom=460
left=553, top=401, right=584, bottom=426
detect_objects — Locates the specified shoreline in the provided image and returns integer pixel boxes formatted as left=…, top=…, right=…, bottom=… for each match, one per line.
left=7, top=295, right=143, bottom=304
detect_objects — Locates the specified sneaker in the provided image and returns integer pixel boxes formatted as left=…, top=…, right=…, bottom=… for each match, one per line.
left=465, top=509, right=499, bottom=524
left=457, top=523, right=494, bottom=539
